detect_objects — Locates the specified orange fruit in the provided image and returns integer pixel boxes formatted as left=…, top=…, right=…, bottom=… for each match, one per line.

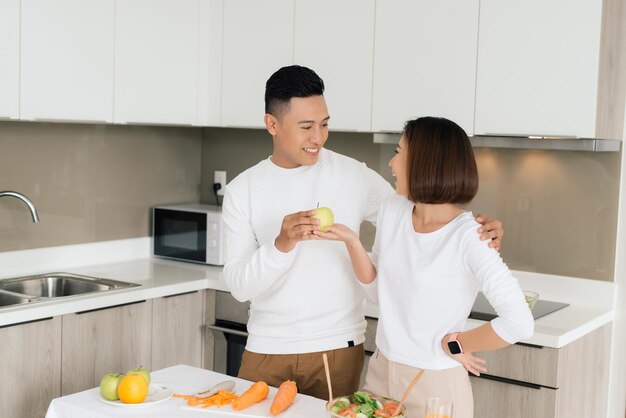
left=117, top=374, right=149, bottom=404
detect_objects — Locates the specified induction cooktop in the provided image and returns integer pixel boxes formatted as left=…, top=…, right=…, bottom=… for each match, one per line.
left=468, top=292, right=569, bottom=321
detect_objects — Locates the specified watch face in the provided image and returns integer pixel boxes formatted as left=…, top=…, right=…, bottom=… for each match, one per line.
left=448, top=340, right=462, bottom=355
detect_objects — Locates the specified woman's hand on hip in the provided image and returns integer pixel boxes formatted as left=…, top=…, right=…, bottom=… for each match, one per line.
left=441, top=333, right=487, bottom=376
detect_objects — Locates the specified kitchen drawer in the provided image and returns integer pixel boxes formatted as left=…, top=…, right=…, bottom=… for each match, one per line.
left=471, top=375, right=557, bottom=418
left=364, top=317, right=377, bottom=353
left=475, top=343, right=559, bottom=388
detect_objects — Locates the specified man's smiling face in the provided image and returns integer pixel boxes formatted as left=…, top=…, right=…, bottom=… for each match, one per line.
left=266, top=95, right=330, bottom=168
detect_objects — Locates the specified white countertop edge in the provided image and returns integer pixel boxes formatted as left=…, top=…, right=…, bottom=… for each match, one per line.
left=0, top=275, right=230, bottom=327
left=366, top=302, right=615, bottom=349
left=0, top=237, right=151, bottom=279
left=0, top=239, right=616, bottom=350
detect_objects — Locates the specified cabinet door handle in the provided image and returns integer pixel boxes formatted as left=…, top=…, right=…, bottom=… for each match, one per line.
left=206, top=324, right=248, bottom=337
left=75, top=300, right=147, bottom=315
left=163, top=291, right=198, bottom=299
left=473, top=373, right=544, bottom=390
left=33, top=117, right=109, bottom=124
left=0, top=317, right=53, bottom=329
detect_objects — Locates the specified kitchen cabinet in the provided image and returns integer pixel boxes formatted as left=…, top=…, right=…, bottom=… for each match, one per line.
left=471, top=324, right=611, bottom=417
left=221, top=0, right=294, bottom=128
left=197, top=0, right=224, bottom=127
left=474, top=0, right=603, bottom=138
left=293, top=0, right=375, bottom=132
left=114, top=0, right=201, bottom=125
left=0, top=317, right=61, bottom=418
left=371, top=0, right=479, bottom=135
left=20, top=0, right=114, bottom=123
left=0, top=0, right=20, bottom=120
left=152, top=291, right=204, bottom=369
left=61, top=300, right=152, bottom=395
left=203, top=289, right=217, bottom=370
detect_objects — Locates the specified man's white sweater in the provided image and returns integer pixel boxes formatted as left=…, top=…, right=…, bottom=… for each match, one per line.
left=222, top=148, right=392, bottom=354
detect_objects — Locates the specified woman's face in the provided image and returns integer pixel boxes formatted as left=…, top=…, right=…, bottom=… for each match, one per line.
left=389, top=136, right=408, bottom=196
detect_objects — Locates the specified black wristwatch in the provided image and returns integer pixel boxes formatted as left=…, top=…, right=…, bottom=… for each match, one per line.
left=447, top=332, right=463, bottom=355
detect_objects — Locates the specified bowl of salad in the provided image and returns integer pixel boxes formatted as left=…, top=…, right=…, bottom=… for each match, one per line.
left=523, top=290, right=539, bottom=310
left=326, top=391, right=405, bottom=418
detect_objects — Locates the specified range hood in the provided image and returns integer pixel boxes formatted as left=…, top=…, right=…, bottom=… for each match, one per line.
left=373, top=133, right=622, bottom=152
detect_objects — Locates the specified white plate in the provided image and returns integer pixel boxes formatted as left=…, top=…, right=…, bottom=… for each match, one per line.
left=97, top=382, right=173, bottom=408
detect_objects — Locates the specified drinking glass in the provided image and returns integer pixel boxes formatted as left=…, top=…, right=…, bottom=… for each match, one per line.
left=424, top=397, right=453, bottom=418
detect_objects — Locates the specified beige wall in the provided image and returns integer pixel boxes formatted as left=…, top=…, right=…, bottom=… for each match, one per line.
left=201, top=128, right=621, bottom=282
left=0, top=121, right=202, bottom=251
left=467, top=148, right=621, bottom=282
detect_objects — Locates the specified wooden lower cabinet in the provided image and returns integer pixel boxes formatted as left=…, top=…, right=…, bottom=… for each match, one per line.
left=471, top=324, right=611, bottom=418
left=0, top=317, right=62, bottom=418
left=151, top=290, right=204, bottom=369
left=61, top=300, right=152, bottom=395
left=203, top=289, right=216, bottom=370
left=471, top=375, right=557, bottom=417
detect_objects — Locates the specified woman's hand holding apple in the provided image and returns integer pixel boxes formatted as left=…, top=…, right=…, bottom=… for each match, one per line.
left=314, top=223, right=359, bottom=246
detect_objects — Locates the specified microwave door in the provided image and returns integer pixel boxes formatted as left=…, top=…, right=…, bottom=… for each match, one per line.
left=154, top=208, right=207, bottom=262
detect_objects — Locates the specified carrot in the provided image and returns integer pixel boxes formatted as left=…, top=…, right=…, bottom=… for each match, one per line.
left=269, top=380, right=298, bottom=415
left=231, top=381, right=270, bottom=411
left=174, top=390, right=237, bottom=408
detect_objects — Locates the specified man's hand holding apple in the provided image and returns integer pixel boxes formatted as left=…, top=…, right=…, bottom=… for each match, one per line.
left=274, top=209, right=321, bottom=253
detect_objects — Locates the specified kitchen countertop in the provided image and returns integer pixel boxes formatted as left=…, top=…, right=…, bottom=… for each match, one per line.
left=0, top=238, right=615, bottom=349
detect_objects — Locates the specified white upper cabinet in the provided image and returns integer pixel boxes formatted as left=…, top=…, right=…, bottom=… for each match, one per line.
left=294, top=0, right=375, bottom=132
left=197, top=0, right=223, bottom=127
left=114, top=0, right=200, bottom=125
left=372, top=0, right=479, bottom=134
left=20, top=0, right=114, bottom=123
left=0, top=0, right=19, bottom=120
left=474, top=0, right=603, bottom=138
left=221, top=0, right=294, bottom=128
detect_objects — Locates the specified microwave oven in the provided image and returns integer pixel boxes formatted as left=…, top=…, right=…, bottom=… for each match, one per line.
left=152, top=204, right=224, bottom=265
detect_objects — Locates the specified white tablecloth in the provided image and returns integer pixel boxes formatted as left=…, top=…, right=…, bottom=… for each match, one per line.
left=45, top=364, right=327, bottom=418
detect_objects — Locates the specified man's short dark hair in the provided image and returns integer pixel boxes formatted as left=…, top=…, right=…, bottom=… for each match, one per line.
left=265, top=65, right=325, bottom=117
left=404, top=116, right=478, bottom=205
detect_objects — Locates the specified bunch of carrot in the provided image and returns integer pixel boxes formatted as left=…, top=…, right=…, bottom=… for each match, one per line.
left=173, top=390, right=237, bottom=408
left=231, top=380, right=298, bottom=415
left=175, top=380, right=298, bottom=415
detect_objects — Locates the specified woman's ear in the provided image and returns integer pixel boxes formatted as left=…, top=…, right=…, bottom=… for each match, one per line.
left=265, top=113, right=278, bottom=135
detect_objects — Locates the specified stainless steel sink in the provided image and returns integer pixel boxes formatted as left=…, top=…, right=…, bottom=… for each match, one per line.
left=0, top=273, right=140, bottom=308
left=0, top=290, right=31, bottom=307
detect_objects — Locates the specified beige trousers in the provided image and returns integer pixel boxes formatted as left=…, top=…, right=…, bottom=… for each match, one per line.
left=364, top=349, right=474, bottom=418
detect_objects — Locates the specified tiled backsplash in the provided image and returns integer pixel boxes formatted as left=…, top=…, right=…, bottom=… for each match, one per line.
left=0, top=122, right=619, bottom=281
left=0, top=121, right=202, bottom=252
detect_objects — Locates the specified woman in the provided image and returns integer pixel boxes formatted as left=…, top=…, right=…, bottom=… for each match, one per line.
left=316, top=116, right=534, bottom=417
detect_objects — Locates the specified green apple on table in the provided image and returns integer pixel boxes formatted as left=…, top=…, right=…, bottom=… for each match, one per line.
left=127, top=366, right=151, bottom=385
left=99, top=373, right=123, bottom=401
left=313, top=207, right=334, bottom=232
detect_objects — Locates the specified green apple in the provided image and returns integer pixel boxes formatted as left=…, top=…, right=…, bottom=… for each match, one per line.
left=127, top=366, right=151, bottom=385
left=99, top=373, right=123, bottom=401
left=313, top=207, right=334, bottom=232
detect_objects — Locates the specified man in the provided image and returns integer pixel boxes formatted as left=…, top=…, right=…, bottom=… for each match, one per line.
left=222, top=65, right=503, bottom=399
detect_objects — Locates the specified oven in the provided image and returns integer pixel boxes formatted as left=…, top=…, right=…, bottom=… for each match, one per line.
left=206, top=291, right=250, bottom=377
left=206, top=290, right=378, bottom=384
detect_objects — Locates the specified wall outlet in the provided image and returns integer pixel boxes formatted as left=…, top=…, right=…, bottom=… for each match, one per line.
left=214, top=170, right=227, bottom=196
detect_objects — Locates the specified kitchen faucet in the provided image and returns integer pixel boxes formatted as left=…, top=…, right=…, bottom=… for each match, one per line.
left=0, top=191, right=40, bottom=223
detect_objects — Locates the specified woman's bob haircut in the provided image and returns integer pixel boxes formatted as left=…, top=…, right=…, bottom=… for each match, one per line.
left=403, top=116, right=478, bottom=205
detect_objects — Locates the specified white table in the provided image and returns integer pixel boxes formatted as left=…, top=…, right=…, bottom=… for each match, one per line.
left=46, top=364, right=328, bottom=418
